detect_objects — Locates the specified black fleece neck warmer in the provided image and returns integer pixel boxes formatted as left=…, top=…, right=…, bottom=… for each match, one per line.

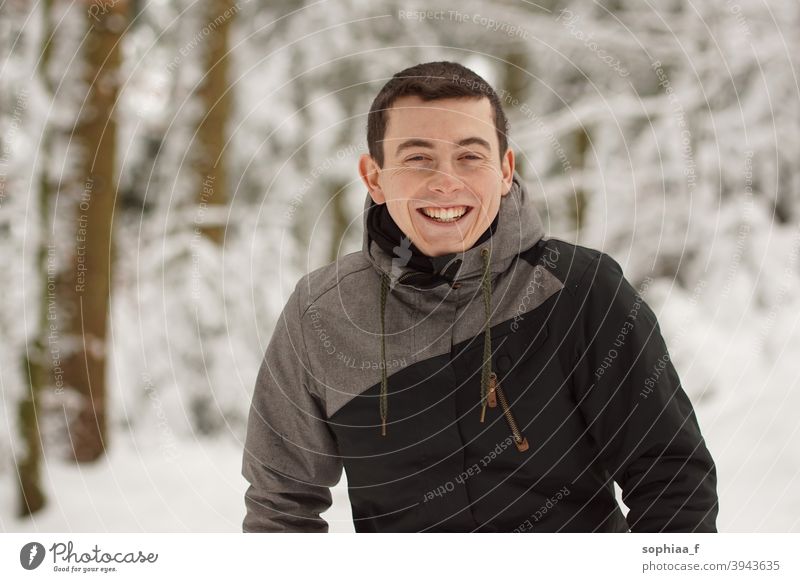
left=367, top=201, right=499, bottom=284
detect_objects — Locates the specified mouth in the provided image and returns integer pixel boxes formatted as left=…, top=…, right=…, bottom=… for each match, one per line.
left=416, top=205, right=474, bottom=225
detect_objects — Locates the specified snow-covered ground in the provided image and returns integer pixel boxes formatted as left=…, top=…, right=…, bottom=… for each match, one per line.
left=0, top=430, right=355, bottom=533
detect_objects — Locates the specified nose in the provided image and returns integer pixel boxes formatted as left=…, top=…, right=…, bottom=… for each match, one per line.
left=428, top=166, right=462, bottom=197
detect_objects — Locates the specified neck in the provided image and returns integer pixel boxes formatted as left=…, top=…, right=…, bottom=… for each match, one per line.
left=367, top=201, right=498, bottom=276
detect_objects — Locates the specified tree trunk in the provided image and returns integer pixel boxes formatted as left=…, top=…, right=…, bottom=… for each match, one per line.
left=327, top=180, right=349, bottom=264
left=194, top=0, right=235, bottom=244
left=500, top=49, right=530, bottom=176
left=63, top=0, right=128, bottom=463
left=18, top=347, right=46, bottom=516
left=570, top=127, right=590, bottom=240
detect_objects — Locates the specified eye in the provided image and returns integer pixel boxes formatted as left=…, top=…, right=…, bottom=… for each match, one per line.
left=461, top=153, right=484, bottom=160
left=405, top=155, right=431, bottom=164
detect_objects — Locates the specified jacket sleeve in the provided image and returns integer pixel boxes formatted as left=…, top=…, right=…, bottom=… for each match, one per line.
left=241, top=280, right=343, bottom=532
left=570, top=252, right=719, bottom=532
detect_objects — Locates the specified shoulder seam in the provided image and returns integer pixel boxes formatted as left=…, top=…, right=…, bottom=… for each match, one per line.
left=533, top=238, right=604, bottom=299
left=577, top=251, right=605, bottom=289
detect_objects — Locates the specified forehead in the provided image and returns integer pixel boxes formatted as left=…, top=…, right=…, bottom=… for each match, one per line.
left=383, top=95, right=495, bottom=146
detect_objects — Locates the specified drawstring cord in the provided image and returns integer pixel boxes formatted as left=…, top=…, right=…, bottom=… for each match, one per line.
left=379, top=272, right=390, bottom=436
left=378, top=247, right=494, bottom=436
left=479, top=247, right=492, bottom=422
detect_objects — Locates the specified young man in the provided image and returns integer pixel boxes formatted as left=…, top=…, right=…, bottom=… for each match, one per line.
left=242, top=61, right=719, bottom=533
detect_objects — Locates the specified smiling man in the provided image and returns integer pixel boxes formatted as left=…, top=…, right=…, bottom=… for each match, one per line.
left=242, top=61, right=719, bottom=533
left=359, top=92, right=513, bottom=257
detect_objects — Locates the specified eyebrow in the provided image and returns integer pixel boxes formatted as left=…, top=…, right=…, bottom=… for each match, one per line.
left=394, top=136, right=492, bottom=155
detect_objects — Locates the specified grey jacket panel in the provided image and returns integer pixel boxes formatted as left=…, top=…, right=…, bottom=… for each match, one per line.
left=242, top=281, right=343, bottom=532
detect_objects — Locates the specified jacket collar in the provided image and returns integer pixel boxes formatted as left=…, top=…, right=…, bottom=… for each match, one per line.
left=361, top=170, right=545, bottom=290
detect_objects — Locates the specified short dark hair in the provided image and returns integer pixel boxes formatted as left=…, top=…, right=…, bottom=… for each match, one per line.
left=366, top=61, right=510, bottom=168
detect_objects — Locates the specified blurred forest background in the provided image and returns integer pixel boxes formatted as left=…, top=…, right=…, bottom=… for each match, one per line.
left=0, top=0, right=798, bottom=532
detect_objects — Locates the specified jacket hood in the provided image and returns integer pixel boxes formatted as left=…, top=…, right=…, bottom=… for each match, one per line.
left=361, top=170, right=545, bottom=291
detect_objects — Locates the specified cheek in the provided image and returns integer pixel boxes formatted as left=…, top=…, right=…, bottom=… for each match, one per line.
left=387, top=200, right=414, bottom=226
left=474, top=193, right=500, bottom=223
left=382, top=170, right=423, bottom=203
left=467, top=173, right=499, bottom=199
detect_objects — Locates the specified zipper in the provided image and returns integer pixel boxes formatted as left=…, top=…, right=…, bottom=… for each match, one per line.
left=489, top=372, right=529, bottom=452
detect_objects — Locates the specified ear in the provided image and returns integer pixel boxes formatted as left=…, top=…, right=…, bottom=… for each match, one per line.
left=500, top=147, right=515, bottom=196
left=358, top=153, right=385, bottom=204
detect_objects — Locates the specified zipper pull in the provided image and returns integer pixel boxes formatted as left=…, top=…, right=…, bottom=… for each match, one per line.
left=494, top=381, right=530, bottom=453
left=487, top=372, right=498, bottom=408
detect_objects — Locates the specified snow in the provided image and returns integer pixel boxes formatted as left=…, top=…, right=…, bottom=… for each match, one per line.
left=0, top=431, right=355, bottom=533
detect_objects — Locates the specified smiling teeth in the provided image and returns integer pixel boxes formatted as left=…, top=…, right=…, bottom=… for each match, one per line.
left=421, top=206, right=468, bottom=222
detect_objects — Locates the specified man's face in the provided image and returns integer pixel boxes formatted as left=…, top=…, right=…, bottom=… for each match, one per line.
left=359, top=95, right=514, bottom=257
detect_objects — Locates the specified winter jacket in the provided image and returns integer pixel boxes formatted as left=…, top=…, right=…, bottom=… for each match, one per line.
left=241, top=171, right=719, bottom=533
